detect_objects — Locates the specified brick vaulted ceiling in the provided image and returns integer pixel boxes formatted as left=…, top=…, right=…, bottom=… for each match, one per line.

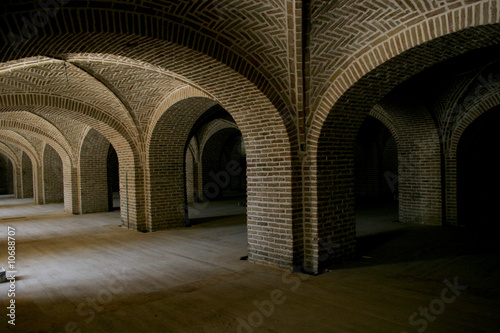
left=0, top=1, right=497, bottom=176
left=0, top=0, right=499, bottom=273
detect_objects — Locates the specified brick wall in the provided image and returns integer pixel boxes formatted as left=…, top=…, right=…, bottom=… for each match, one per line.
left=0, top=0, right=498, bottom=274
left=148, top=97, right=219, bottom=230
left=80, top=128, right=111, bottom=214
left=381, top=101, right=442, bottom=224
left=43, top=144, right=64, bottom=204
left=185, top=146, right=196, bottom=204
left=21, top=151, right=33, bottom=199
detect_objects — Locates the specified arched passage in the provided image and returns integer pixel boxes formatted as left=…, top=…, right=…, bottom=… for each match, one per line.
left=354, top=116, right=398, bottom=204
left=457, top=106, right=500, bottom=228
left=0, top=144, right=20, bottom=197
left=306, top=26, right=500, bottom=273
left=201, top=128, right=244, bottom=201
left=148, top=97, right=220, bottom=230
left=0, top=153, right=14, bottom=195
left=185, top=111, right=247, bottom=221
left=1, top=4, right=300, bottom=271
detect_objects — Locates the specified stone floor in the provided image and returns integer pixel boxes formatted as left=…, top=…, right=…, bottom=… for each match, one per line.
left=0, top=195, right=67, bottom=221
left=0, top=196, right=498, bottom=333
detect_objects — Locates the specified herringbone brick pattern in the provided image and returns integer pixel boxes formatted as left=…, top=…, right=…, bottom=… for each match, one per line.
left=0, top=0, right=499, bottom=272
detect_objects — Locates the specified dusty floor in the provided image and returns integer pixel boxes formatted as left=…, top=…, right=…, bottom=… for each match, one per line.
left=0, top=196, right=498, bottom=333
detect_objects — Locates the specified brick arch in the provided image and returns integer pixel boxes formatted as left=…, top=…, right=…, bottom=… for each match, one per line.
left=369, top=105, right=400, bottom=145
left=0, top=33, right=297, bottom=146
left=0, top=95, right=138, bottom=149
left=449, top=88, right=500, bottom=154
left=444, top=88, right=500, bottom=225
left=311, top=1, right=500, bottom=127
left=0, top=111, right=73, bottom=162
left=0, top=57, right=139, bottom=140
left=0, top=104, right=145, bottom=219
left=0, top=120, right=73, bottom=183
left=0, top=130, right=40, bottom=167
left=2, top=49, right=295, bottom=261
left=198, top=119, right=240, bottom=156
left=0, top=100, right=142, bottom=209
left=0, top=7, right=297, bottom=270
left=149, top=95, right=294, bottom=269
left=304, top=24, right=500, bottom=274
left=0, top=2, right=292, bottom=115
left=0, top=143, right=19, bottom=167
left=149, top=86, right=214, bottom=141
left=0, top=129, right=34, bottom=165
left=0, top=116, right=83, bottom=210
left=0, top=131, right=39, bottom=200
left=0, top=103, right=138, bottom=180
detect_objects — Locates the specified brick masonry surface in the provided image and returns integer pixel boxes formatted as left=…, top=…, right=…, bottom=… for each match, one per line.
left=0, top=0, right=499, bottom=273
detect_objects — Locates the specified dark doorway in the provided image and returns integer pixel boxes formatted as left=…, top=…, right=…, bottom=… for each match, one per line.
left=0, top=154, right=14, bottom=195
left=107, top=145, right=120, bottom=211
left=354, top=116, right=398, bottom=207
left=457, top=106, right=500, bottom=228
left=354, top=115, right=400, bottom=243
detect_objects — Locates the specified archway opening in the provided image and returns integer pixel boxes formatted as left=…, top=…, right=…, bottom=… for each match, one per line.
left=107, top=145, right=120, bottom=211
left=458, top=106, right=500, bottom=229
left=43, top=144, right=64, bottom=204
left=0, top=153, right=14, bottom=195
left=201, top=130, right=246, bottom=202
left=185, top=106, right=247, bottom=223
left=354, top=116, right=399, bottom=238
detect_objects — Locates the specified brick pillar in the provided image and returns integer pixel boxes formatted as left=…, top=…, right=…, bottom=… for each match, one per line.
left=148, top=98, right=220, bottom=230
left=443, top=151, right=458, bottom=225
left=185, top=148, right=195, bottom=204
left=43, top=144, right=64, bottom=204
left=392, top=105, right=442, bottom=225
left=21, top=152, right=34, bottom=199
left=373, top=102, right=443, bottom=225
left=63, top=165, right=80, bottom=214
left=119, top=161, right=147, bottom=232
left=14, top=165, right=22, bottom=199
left=33, top=163, right=44, bottom=205
left=80, top=129, right=110, bottom=214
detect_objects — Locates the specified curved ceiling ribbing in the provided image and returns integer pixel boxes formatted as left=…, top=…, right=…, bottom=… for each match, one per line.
left=0, top=141, right=21, bottom=166
left=0, top=0, right=292, bottom=115
left=0, top=111, right=73, bottom=159
left=0, top=130, right=39, bottom=165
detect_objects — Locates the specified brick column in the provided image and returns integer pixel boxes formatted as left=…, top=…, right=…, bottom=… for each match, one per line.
left=79, top=129, right=110, bottom=214
left=43, top=144, right=64, bottom=204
